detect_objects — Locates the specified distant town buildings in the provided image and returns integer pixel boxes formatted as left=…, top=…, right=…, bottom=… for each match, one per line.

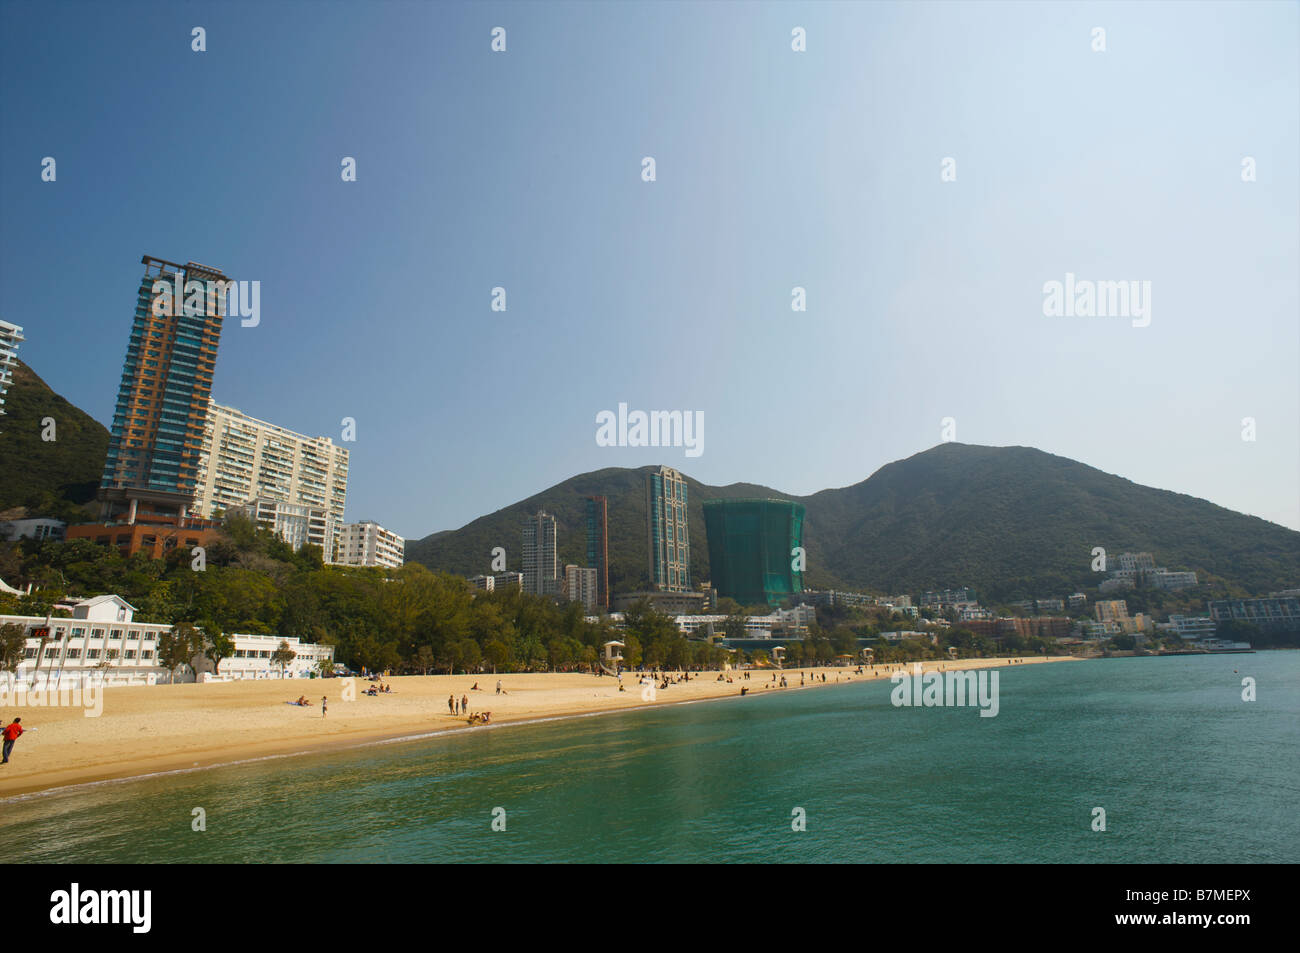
left=0, top=319, right=23, bottom=431
left=336, top=520, right=405, bottom=569
left=702, top=498, right=805, bottom=607
left=522, top=510, right=559, bottom=597
left=647, top=467, right=691, bottom=592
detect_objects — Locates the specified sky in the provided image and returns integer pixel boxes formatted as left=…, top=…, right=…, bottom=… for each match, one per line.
left=2, top=0, right=1297, bottom=539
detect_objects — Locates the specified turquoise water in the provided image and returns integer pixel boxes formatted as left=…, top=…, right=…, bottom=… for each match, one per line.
left=3, top=654, right=1296, bottom=863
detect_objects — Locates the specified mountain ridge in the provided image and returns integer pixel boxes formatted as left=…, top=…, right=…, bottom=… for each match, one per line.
left=405, top=444, right=1300, bottom=602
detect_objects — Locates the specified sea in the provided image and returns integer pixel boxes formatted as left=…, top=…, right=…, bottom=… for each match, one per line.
left=2, top=653, right=1295, bottom=863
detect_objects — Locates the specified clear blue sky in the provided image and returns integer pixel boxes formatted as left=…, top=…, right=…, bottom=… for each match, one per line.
left=3, top=1, right=1297, bottom=538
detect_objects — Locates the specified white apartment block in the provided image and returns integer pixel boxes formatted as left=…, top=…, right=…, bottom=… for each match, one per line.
left=0, top=319, right=23, bottom=429
left=564, top=564, right=599, bottom=611
left=192, top=400, right=349, bottom=555
left=336, top=520, right=405, bottom=569
left=0, top=595, right=333, bottom=684
left=468, top=574, right=495, bottom=591
left=227, top=497, right=334, bottom=554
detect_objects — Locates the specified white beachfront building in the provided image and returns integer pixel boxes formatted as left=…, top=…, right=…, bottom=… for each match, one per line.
left=1, top=594, right=333, bottom=685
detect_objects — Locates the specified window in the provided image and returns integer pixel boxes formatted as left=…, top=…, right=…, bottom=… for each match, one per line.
left=67, top=649, right=82, bottom=659
left=141, top=650, right=154, bottom=660
left=124, top=650, right=136, bottom=660
left=87, top=649, right=100, bottom=660
left=44, top=648, right=59, bottom=659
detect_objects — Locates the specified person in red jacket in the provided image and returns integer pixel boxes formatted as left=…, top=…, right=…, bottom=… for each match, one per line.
left=2, top=718, right=25, bottom=764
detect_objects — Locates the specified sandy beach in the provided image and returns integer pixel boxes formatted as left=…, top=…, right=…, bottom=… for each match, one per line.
left=0, top=656, right=1075, bottom=798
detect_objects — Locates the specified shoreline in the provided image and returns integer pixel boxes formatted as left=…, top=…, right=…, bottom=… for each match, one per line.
left=0, top=656, right=1075, bottom=801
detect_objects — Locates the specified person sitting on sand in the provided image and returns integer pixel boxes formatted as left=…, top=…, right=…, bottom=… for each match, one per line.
left=471, top=682, right=480, bottom=691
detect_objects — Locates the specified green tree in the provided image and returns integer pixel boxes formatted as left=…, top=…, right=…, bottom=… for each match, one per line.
left=0, top=622, right=26, bottom=673
left=270, top=639, right=297, bottom=677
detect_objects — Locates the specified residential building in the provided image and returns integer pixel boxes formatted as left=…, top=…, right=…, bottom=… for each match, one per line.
left=192, top=400, right=349, bottom=557
left=647, top=466, right=691, bottom=592
left=564, top=564, right=599, bottom=611
left=701, top=498, right=804, bottom=607
left=0, top=319, right=23, bottom=430
left=585, top=496, right=609, bottom=609
left=1116, top=552, right=1156, bottom=572
left=613, top=590, right=707, bottom=615
left=99, top=256, right=227, bottom=523
left=1095, top=600, right=1130, bottom=623
left=64, top=516, right=225, bottom=559
left=1067, top=593, right=1088, bottom=610
left=1168, top=615, right=1217, bottom=641
left=1150, top=570, right=1198, bottom=591
left=336, top=520, right=405, bottom=569
left=522, top=511, right=559, bottom=597
left=1208, top=596, right=1300, bottom=632
left=467, top=575, right=495, bottom=592
left=226, top=497, right=334, bottom=555
left=0, top=518, right=66, bottom=542
left=493, top=572, right=524, bottom=590
left=800, top=589, right=875, bottom=609
left=920, top=588, right=975, bottom=608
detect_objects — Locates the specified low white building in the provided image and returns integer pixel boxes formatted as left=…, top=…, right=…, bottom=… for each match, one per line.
left=0, top=595, right=333, bottom=684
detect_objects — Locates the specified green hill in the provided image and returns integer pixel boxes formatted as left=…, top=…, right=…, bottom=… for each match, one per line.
left=406, top=445, right=1300, bottom=601
left=0, top=359, right=109, bottom=521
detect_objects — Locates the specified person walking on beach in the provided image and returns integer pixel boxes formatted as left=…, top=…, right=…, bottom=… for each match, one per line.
left=2, top=717, right=25, bottom=764
left=321, top=696, right=328, bottom=718
left=448, top=694, right=455, bottom=714
left=496, top=679, right=502, bottom=695
left=462, top=693, right=469, bottom=714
